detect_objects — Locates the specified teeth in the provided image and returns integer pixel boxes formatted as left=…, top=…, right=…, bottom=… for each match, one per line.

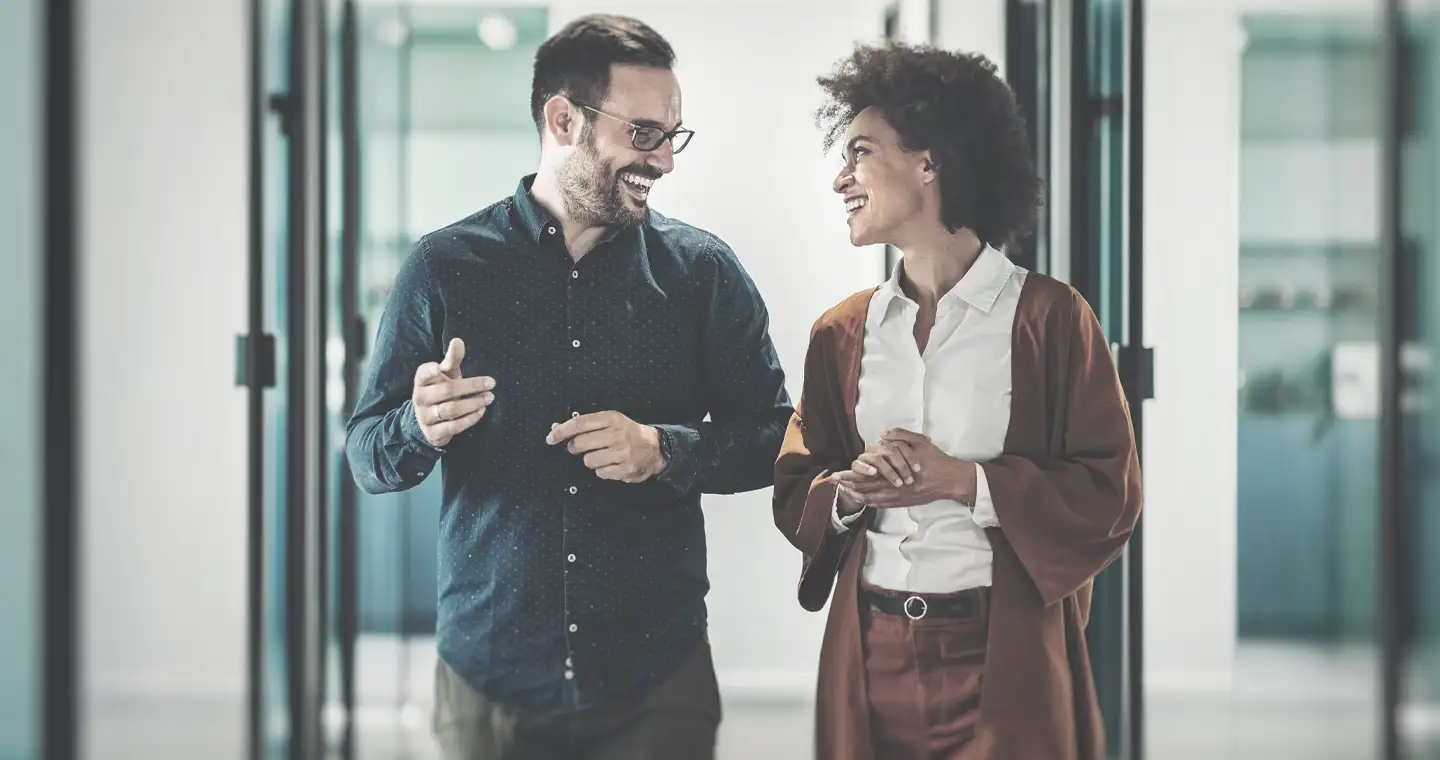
left=846, top=197, right=868, bottom=212
left=622, top=173, right=655, bottom=189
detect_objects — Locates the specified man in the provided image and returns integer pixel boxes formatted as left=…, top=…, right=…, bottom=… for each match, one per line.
left=345, top=14, right=792, bottom=760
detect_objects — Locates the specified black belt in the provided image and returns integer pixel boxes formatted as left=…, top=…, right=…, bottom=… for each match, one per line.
left=864, top=590, right=977, bottom=620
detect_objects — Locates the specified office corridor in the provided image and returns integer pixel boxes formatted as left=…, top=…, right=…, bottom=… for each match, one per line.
left=90, top=641, right=1439, bottom=760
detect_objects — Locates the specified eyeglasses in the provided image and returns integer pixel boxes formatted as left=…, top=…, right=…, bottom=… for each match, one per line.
left=570, top=99, right=694, bottom=154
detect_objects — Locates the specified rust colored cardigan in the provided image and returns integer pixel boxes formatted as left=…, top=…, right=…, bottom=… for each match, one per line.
left=773, top=273, right=1143, bottom=760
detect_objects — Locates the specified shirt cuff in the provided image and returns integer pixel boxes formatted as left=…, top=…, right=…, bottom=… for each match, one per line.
left=652, top=423, right=701, bottom=495
left=830, top=487, right=864, bottom=533
left=970, top=463, right=999, bottom=528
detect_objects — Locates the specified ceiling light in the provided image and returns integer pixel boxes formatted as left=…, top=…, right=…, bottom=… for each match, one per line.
left=477, top=14, right=517, bottom=50
left=376, top=18, right=408, bottom=46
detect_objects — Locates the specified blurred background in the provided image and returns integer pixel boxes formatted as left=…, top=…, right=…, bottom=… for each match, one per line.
left=5, top=0, right=1440, bottom=758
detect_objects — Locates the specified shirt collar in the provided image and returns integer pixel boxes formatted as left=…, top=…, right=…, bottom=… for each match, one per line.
left=871, top=244, right=1016, bottom=322
left=512, top=174, right=568, bottom=245
left=510, top=174, right=665, bottom=299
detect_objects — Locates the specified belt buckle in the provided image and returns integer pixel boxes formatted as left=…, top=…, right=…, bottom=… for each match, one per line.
left=903, top=595, right=928, bottom=620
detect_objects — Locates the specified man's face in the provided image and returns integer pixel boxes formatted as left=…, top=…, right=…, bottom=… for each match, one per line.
left=558, top=64, right=682, bottom=228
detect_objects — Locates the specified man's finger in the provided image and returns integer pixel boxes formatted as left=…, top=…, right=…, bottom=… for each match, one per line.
left=432, top=406, right=485, bottom=440
left=414, top=361, right=445, bottom=388
left=595, top=464, right=635, bottom=482
left=439, top=338, right=466, bottom=379
left=414, top=376, right=496, bottom=407
left=582, top=448, right=625, bottom=471
left=432, top=393, right=494, bottom=425
left=547, top=412, right=616, bottom=445
left=566, top=430, right=616, bottom=456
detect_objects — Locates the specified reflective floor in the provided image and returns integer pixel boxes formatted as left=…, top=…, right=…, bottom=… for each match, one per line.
left=88, top=640, right=1440, bottom=760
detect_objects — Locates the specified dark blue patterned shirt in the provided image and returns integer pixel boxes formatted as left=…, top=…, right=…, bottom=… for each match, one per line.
left=345, top=175, right=792, bottom=712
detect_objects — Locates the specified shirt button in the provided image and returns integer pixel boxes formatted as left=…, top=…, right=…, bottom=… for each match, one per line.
left=571, top=270, right=579, bottom=279
left=572, top=339, right=581, bottom=348
left=564, top=670, right=575, bottom=680
left=565, top=657, right=573, bottom=667
left=567, top=553, right=577, bottom=563
left=571, top=411, right=580, bottom=418
left=547, top=226, right=556, bottom=235
left=568, top=486, right=578, bottom=495
left=569, top=623, right=578, bottom=633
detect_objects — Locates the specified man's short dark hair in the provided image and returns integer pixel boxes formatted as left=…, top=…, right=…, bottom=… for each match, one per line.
left=816, top=43, right=1042, bottom=251
left=530, top=14, right=676, bottom=135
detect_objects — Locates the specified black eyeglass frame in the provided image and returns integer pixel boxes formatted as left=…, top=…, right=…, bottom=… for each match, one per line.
left=569, top=98, right=695, bottom=154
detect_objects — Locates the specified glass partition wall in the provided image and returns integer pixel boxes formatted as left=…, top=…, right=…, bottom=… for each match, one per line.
left=247, top=1, right=1440, bottom=758
left=0, top=2, right=72, bottom=759
left=1015, top=0, right=1438, bottom=758
left=332, top=4, right=549, bottom=758
left=1, top=0, right=45, bottom=756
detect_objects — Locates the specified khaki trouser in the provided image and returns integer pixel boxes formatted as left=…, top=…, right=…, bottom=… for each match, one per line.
left=432, top=639, right=721, bottom=760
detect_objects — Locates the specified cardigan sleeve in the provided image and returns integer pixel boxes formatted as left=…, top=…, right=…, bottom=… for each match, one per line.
left=773, top=320, right=856, bottom=612
left=979, top=289, right=1143, bottom=606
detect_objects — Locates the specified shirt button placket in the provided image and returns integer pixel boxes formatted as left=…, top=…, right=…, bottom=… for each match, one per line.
left=563, top=255, right=585, bottom=701
left=564, top=480, right=580, bottom=691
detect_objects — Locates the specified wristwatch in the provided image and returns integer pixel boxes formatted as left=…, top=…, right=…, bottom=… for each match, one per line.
left=654, top=426, right=674, bottom=475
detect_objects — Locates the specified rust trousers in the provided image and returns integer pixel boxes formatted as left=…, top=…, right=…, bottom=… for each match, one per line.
left=861, top=585, right=993, bottom=760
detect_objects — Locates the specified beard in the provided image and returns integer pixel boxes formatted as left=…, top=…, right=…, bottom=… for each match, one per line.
left=557, top=126, right=656, bottom=229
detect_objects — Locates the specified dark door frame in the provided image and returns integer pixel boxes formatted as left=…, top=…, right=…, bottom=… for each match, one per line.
left=43, top=0, right=80, bottom=758
left=1005, top=0, right=1051, bottom=275
left=336, top=1, right=362, bottom=756
left=1377, top=1, right=1407, bottom=758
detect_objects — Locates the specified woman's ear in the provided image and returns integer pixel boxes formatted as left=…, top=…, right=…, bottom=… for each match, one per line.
left=920, top=152, right=939, bottom=184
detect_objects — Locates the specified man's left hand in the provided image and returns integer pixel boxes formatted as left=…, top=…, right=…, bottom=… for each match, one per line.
left=546, top=411, right=666, bottom=483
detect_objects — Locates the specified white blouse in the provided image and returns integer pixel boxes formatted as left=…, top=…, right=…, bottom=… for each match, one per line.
left=833, top=246, right=1027, bottom=594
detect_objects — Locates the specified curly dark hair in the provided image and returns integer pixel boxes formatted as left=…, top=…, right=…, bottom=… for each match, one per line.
left=816, top=43, right=1042, bottom=251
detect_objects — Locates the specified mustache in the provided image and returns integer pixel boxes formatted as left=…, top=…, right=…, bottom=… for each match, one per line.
left=615, top=164, right=662, bottom=181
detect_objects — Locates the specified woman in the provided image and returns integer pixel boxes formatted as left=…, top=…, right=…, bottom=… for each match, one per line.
left=773, top=43, right=1142, bottom=760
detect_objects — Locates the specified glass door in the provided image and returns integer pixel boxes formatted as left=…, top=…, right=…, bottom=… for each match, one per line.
left=346, top=4, right=418, bottom=755
left=1067, top=0, right=1144, bottom=755
left=249, top=0, right=329, bottom=757
left=1141, top=2, right=1387, bottom=759
left=1, top=1, right=56, bottom=758
left=249, top=0, right=297, bottom=756
left=1006, top=1, right=1145, bottom=753
left=326, top=7, right=550, bottom=757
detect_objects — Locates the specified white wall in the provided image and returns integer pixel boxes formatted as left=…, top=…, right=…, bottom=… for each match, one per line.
left=545, top=0, right=890, bottom=699
left=1142, top=3, right=1245, bottom=690
left=934, top=0, right=1006, bottom=74
left=80, top=0, right=250, bottom=757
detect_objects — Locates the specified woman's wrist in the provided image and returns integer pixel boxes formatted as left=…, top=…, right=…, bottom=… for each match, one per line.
left=942, top=457, right=979, bottom=505
left=835, top=482, right=865, bottom=516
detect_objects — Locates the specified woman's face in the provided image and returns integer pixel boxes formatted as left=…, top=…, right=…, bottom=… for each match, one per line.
left=833, top=106, right=935, bottom=248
